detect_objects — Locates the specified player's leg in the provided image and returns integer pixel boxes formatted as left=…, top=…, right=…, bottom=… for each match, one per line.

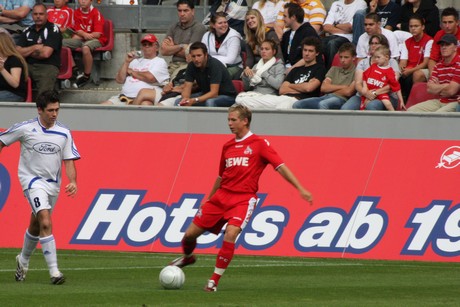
left=15, top=213, right=40, bottom=281
left=205, top=225, right=241, bottom=292
left=169, top=222, right=206, bottom=268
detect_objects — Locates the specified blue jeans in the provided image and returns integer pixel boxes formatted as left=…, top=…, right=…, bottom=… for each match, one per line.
left=0, top=90, right=24, bottom=102
left=293, top=94, right=346, bottom=110
left=456, top=104, right=460, bottom=112
left=352, top=10, right=366, bottom=46
left=175, top=92, right=236, bottom=107
left=341, top=94, right=398, bottom=110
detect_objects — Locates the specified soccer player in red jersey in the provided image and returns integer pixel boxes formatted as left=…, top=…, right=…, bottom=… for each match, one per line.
left=170, top=104, right=313, bottom=292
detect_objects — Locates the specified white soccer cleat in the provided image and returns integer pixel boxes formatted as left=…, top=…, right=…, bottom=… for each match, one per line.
left=169, top=255, right=196, bottom=268
left=50, top=272, right=65, bottom=285
left=203, top=279, right=217, bottom=292
left=15, top=254, right=28, bottom=282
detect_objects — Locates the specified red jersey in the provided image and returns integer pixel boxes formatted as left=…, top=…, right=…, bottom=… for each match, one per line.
left=47, top=6, right=74, bottom=29
left=361, top=63, right=400, bottom=108
left=405, top=33, right=433, bottom=69
left=429, top=53, right=460, bottom=103
left=218, top=132, right=284, bottom=194
left=429, top=27, right=460, bottom=62
left=73, top=5, right=107, bottom=45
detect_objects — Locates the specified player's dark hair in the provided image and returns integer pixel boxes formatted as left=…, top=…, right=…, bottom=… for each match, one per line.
left=229, top=104, right=252, bottom=127
left=301, top=36, right=322, bottom=54
left=409, top=14, right=425, bottom=26
left=441, top=7, right=459, bottom=21
left=176, top=0, right=194, bottom=9
left=285, top=3, right=304, bottom=24
left=365, top=12, right=380, bottom=23
left=338, top=42, right=356, bottom=57
left=36, top=90, right=60, bottom=110
left=189, top=41, right=208, bottom=55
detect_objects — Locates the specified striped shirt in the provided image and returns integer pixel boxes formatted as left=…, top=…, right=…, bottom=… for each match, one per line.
left=429, top=54, right=460, bottom=103
left=277, top=0, right=326, bottom=27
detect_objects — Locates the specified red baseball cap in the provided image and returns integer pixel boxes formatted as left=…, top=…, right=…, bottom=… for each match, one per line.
left=141, top=34, right=158, bottom=43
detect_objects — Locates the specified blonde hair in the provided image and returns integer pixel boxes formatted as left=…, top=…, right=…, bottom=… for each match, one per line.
left=244, top=9, right=266, bottom=52
left=0, top=33, right=28, bottom=80
left=374, top=45, right=391, bottom=58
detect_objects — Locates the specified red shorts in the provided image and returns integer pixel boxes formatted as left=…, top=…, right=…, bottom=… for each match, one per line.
left=193, top=189, right=258, bottom=234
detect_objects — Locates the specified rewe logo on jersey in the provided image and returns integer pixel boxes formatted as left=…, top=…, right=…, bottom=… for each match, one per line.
left=226, top=156, right=249, bottom=167
left=435, top=146, right=460, bottom=169
left=0, top=164, right=11, bottom=212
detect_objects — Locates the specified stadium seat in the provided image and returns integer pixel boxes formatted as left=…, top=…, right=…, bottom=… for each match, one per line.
left=74, top=19, right=114, bottom=85
left=232, top=80, right=244, bottom=94
left=331, top=53, right=341, bottom=67
left=405, top=82, right=437, bottom=110
left=58, top=47, right=73, bottom=88
left=25, top=77, right=33, bottom=103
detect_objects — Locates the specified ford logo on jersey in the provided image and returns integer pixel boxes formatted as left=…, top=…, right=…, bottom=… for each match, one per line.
left=33, top=142, right=60, bottom=154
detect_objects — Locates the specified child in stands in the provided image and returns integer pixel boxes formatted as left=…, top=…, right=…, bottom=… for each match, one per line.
left=361, top=45, right=404, bottom=111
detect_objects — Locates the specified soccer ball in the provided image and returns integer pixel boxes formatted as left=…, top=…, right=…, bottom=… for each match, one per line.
left=159, top=265, right=185, bottom=290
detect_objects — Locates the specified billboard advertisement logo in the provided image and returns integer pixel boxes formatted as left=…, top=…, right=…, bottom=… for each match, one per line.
left=436, top=146, right=460, bottom=169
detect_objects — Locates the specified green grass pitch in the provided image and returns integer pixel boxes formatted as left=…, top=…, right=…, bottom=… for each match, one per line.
left=1, top=248, right=460, bottom=306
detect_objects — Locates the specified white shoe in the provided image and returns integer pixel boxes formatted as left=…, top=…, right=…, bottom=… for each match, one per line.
left=51, top=272, right=65, bottom=285
left=203, top=279, right=217, bottom=292
left=15, top=255, right=28, bottom=282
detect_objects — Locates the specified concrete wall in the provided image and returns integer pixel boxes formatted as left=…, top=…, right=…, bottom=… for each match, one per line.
left=1, top=103, right=459, bottom=140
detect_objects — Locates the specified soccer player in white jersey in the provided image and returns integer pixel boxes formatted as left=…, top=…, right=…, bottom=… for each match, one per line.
left=169, top=104, right=313, bottom=292
left=0, top=91, right=80, bottom=285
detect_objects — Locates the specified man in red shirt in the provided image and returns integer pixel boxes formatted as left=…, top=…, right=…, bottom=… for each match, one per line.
left=63, top=0, right=106, bottom=88
left=408, top=34, right=460, bottom=112
left=169, top=104, right=313, bottom=292
left=428, top=7, right=460, bottom=74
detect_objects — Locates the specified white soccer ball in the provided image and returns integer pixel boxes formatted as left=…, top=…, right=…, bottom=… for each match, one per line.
left=159, top=265, right=185, bottom=290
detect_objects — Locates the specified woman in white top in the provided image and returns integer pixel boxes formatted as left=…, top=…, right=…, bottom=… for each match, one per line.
left=202, top=12, right=243, bottom=79
left=252, top=0, right=285, bottom=28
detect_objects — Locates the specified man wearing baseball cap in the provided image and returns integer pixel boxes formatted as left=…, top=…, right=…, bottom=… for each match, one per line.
left=408, top=33, right=460, bottom=112
left=100, top=34, right=170, bottom=105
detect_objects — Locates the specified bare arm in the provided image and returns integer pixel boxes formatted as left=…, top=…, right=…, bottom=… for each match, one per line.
left=64, top=160, right=77, bottom=198
left=180, top=83, right=220, bottom=106
left=1, top=5, right=30, bottom=21
left=277, top=164, right=313, bottom=205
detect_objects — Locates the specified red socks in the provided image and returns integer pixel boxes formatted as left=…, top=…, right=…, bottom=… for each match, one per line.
left=211, top=241, right=235, bottom=285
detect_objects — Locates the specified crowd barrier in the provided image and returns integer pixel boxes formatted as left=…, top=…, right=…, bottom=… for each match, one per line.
left=1, top=105, right=460, bottom=262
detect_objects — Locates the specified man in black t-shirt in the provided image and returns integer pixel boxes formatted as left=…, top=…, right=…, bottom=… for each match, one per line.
left=16, top=3, right=62, bottom=96
left=177, top=42, right=236, bottom=107
left=237, top=36, right=326, bottom=110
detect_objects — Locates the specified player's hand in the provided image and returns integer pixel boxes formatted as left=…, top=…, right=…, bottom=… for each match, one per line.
left=300, top=188, right=313, bottom=206
left=65, top=182, right=77, bottom=198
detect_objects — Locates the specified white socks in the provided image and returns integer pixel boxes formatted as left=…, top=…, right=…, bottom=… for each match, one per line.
left=39, top=235, right=60, bottom=277
left=19, top=230, right=39, bottom=267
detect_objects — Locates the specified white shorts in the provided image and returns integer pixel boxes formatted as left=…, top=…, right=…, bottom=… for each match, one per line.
left=24, top=189, right=58, bottom=215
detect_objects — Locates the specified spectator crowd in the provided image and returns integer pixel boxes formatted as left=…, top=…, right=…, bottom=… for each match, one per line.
left=0, top=0, right=459, bottom=112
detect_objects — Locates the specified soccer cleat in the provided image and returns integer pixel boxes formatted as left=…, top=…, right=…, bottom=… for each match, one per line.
left=51, top=272, right=65, bottom=285
left=169, top=255, right=196, bottom=268
left=73, top=74, right=90, bottom=88
left=15, top=255, right=28, bottom=282
left=203, top=279, right=217, bottom=292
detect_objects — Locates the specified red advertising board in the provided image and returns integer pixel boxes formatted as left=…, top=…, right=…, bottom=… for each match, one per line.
left=1, top=131, right=459, bottom=261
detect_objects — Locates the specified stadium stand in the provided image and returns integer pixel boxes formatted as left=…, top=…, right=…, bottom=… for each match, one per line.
left=58, top=47, right=74, bottom=89
left=405, top=82, right=437, bottom=110
left=25, top=77, right=33, bottom=103
left=232, top=80, right=244, bottom=94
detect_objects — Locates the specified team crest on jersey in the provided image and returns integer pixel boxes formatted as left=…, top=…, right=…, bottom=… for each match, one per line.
left=244, top=146, right=253, bottom=155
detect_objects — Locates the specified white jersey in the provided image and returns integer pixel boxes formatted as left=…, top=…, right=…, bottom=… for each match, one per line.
left=0, top=118, right=80, bottom=195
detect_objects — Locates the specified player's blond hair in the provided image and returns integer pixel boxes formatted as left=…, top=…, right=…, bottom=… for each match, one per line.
left=229, top=104, right=252, bottom=127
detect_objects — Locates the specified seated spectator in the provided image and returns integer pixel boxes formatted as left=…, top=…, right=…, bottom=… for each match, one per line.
left=202, top=12, right=243, bottom=80
left=275, top=0, right=326, bottom=37
left=47, top=0, right=74, bottom=39
left=243, top=8, right=282, bottom=68
left=399, top=14, right=433, bottom=101
left=63, top=0, right=107, bottom=88
left=293, top=42, right=356, bottom=109
left=100, top=34, right=169, bottom=106
left=428, top=7, right=460, bottom=73
left=160, top=0, right=207, bottom=77
left=0, top=32, right=28, bottom=102
left=321, top=0, right=367, bottom=70
left=367, top=0, right=401, bottom=31
left=408, top=34, right=460, bottom=113
left=16, top=3, right=62, bottom=97
left=202, top=0, right=248, bottom=37
left=360, top=45, right=404, bottom=111
left=237, top=37, right=326, bottom=109
left=280, top=3, right=318, bottom=68
left=176, top=42, right=237, bottom=107
left=398, top=0, right=440, bottom=38
left=356, top=13, right=399, bottom=61
left=252, top=0, right=285, bottom=29
left=235, top=39, right=285, bottom=103
left=342, top=34, right=400, bottom=110
left=0, top=0, right=34, bottom=37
